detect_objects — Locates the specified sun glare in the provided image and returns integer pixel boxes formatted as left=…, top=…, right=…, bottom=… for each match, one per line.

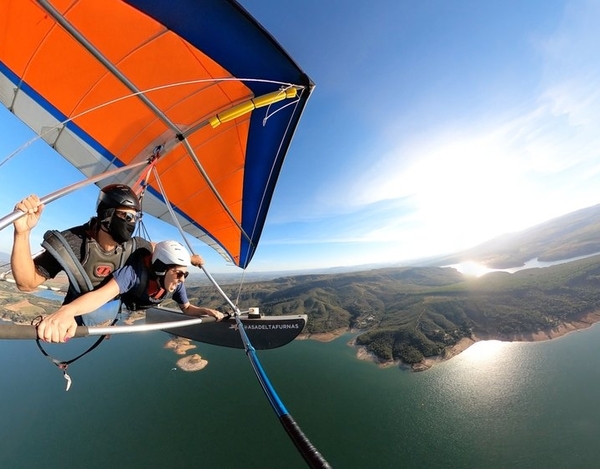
left=461, top=340, right=508, bottom=361
left=449, top=261, right=495, bottom=277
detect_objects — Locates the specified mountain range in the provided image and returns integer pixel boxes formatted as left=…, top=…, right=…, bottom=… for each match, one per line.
left=428, top=203, right=600, bottom=268
left=180, top=203, right=600, bottom=368
left=4, top=203, right=600, bottom=370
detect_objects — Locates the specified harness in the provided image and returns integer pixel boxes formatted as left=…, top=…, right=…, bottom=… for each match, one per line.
left=120, top=248, right=167, bottom=311
left=37, top=225, right=139, bottom=390
left=42, top=225, right=138, bottom=302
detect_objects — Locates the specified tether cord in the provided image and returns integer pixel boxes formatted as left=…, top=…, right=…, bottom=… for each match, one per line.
left=32, top=314, right=119, bottom=391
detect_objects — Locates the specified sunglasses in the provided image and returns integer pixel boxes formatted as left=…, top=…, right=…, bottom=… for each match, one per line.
left=170, top=269, right=189, bottom=280
left=115, top=210, right=141, bottom=224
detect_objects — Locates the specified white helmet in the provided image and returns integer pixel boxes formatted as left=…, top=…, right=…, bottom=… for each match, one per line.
left=152, top=241, right=191, bottom=270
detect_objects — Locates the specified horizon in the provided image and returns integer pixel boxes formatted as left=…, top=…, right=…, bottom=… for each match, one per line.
left=1, top=198, right=596, bottom=278
left=2, top=0, right=600, bottom=274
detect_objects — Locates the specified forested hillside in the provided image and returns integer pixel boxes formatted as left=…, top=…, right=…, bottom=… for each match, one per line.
left=4, top=209, right=600, bottom=369
left=184, top=254, right=600, bottom=364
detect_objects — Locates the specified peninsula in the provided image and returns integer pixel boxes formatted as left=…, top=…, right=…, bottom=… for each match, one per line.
left=4, top=254, right=600, bottom=373
left=181, top=252, right=600, bottom=371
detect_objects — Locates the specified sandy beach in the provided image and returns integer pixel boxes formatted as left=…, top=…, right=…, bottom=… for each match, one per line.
left=298, top=328, right=348, bottom=342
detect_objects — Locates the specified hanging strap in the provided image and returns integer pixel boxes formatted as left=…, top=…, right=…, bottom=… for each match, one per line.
left=32, top=314, right=118, bottom=391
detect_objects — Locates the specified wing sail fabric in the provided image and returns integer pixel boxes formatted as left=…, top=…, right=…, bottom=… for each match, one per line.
left=0, top=0, right=314, bottom=268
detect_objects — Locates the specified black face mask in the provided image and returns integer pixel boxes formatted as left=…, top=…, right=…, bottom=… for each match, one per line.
left=106, top=212, right=135, bottom=244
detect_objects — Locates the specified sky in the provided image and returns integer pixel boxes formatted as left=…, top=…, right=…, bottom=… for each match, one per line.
left=1, top=0, right=600, bottom=274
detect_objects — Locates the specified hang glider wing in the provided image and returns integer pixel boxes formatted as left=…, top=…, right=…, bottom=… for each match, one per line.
left=0, top=0, right=314, bottom=268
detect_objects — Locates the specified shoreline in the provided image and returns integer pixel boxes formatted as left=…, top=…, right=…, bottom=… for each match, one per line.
left=301, top=310, right=600, bottom=371
left=298, top=328, right=349, bottom=342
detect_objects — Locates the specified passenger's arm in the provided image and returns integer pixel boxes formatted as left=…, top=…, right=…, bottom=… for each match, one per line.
left=37, top=279, right=121, bottom=343
left=179, top=302, right=224, bottom=321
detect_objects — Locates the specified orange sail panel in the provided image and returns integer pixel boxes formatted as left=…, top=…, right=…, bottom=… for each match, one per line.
left=0, top=0, right=314, bottom=268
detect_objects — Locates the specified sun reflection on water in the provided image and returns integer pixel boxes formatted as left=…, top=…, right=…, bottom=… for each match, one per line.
left=413, top=339, right=533, bottom=458
left=460, top=339, right=509, bottom=361
left=430, top=340, right=532, bottom=416
left=448, top=261, right=495, bottom=277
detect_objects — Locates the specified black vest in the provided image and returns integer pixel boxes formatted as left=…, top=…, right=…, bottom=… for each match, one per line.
left=42, top=224, right=140, bottom=304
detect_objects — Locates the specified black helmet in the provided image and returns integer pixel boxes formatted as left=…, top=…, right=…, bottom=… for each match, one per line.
left=96, top=184, right=141, bottom=215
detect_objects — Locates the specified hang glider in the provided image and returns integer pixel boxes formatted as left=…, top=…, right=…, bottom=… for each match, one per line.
left=0, top=2, right=330, bottom=467
left=0, top=0, right=314, bottom=269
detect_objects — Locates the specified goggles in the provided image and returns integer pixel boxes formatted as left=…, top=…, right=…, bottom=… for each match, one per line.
left=115, top=210, right=142, bottom=224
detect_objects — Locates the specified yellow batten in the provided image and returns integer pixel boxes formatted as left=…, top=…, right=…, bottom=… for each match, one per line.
left=209, top=88, right=299, bottom=128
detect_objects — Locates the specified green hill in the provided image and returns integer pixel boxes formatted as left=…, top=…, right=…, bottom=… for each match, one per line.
left=3, top=253, right=600, bottom=367
left=5, top=203, right=600, bottom=367
left=184, top=255, right=600, bottom=364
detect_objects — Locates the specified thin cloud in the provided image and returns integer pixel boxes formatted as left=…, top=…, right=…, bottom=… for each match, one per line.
left=301, top=0, right=600, bottom=262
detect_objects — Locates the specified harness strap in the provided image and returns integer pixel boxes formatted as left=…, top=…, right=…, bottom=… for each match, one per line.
left=128, top=250, right=150, bottom=309
left=42, top=230, right=93, bottom=295
left=121, top=248, right=166, bottom=311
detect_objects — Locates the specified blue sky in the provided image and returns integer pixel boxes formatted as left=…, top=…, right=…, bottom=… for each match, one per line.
left=1, top=0, right=600, bottom=274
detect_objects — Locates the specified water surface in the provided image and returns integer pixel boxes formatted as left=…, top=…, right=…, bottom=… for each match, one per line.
left=1, top=322, right=599, bottom=468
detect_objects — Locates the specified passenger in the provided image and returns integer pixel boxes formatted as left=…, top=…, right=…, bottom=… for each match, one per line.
left=12, top=184, right=152, bottom=326
left=37, top=240, right=224, bottom=343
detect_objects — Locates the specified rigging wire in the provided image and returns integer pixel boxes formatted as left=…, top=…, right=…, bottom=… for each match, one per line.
left=234, top=269, right=248, bottom=307
left=150, top=167, right=331, bottom=469
left=0, top=250, right=67, bottom=293
left=240, top=91, right=305, bottom=269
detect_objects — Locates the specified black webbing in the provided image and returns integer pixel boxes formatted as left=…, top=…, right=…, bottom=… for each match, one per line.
left=32, top=315, right=118, bottom=389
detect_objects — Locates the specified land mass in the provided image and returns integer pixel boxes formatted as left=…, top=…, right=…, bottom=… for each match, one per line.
left=430, top=203, right=600, bottom=269
left=5, top=204, right=600, bottom=371
left=180, top=252, right=600, bottom=370
left=4, top=256, right=600, bottom=371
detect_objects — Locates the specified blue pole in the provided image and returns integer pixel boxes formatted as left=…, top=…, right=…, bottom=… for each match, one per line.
left=231, top=312, right=332, bottom=468
left=151, top=174, right=331, bottom=467
left=203, top=268, right=332, bottom=468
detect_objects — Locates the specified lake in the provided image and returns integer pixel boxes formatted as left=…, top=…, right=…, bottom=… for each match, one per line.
left=448, top=252, right=600, bottom=277
left=1, top=320, right=600, bottom=468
